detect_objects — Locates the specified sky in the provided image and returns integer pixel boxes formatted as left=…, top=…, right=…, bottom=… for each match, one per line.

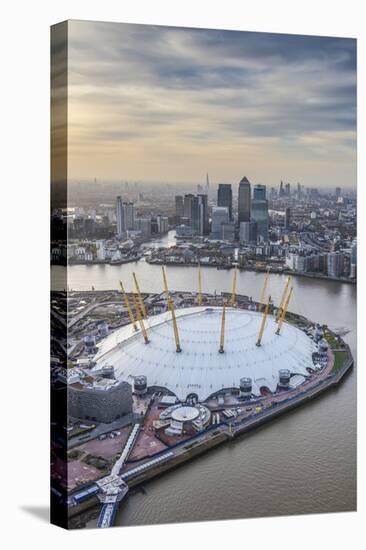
left=67, top=20, right=357, bottom=188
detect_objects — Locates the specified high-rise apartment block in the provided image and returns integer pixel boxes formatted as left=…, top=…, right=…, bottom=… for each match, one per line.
left=116, top=197, right=135, bottom=235
left=251, top=185, right=269, bottom=242
left=175, top=195, right=184, bottom=221
left=116, top=196, right=125, bottom=236
left=239, top=221, right=257, bottom=244
left=217, top=184, right=233, bottom=221
left=211, top=206, right=230, bottom=239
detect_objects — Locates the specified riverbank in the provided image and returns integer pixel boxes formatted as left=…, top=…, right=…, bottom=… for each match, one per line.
left=68, top=337, right=353, bottom=529
left=68, top=255, right=142, bottom=266
left=114, top=346, right=353, bottom=490
left=58, top=267, right=355, bottom=528
left=145, top=258, right=355, bottom=284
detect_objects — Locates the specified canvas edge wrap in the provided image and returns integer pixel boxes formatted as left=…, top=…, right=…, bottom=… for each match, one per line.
left=50, top=20, right=69, bottom=529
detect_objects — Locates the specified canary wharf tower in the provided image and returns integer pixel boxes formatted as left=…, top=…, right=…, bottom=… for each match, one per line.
left=238, top=176, right=251, bottom=223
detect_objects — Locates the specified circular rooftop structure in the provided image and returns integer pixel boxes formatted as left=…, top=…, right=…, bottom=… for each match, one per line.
left=94, top=306, right=316, bottom=401
left=171, top=406, right=199, bottom=423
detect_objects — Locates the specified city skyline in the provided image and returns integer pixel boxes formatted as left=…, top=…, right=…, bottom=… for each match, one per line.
left=67, top=21, right=356, bottom=188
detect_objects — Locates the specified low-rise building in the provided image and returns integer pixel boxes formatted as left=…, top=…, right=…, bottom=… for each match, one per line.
left=68, top=379, right=133, bottom=423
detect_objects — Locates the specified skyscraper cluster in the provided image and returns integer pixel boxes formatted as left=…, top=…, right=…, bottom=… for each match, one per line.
left=279, top=180, right=292, bottom=198
left=175, top=175, right=269, bottom=244
left=175, top=192, right=209, bottom=236
left=212, top=177, right=268, bottom=243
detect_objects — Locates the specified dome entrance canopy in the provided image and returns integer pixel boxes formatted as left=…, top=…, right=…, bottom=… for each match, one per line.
left=94, top=306, right=314, bottom=402
left=171, top=406, right=199, bottom=422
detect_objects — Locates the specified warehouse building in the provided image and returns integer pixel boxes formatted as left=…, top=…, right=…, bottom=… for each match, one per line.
left=68, top=379, right=132, bottom=423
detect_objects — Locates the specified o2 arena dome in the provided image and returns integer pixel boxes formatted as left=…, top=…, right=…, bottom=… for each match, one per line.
left=93, top=306, right=316, bottom=402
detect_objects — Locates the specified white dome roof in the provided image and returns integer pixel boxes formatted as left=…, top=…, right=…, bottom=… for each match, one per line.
left=93, top=306, right=315, bottom=401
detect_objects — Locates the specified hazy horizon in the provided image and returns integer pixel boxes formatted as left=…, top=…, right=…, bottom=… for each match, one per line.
left=67, top=21, right=357, bottom=188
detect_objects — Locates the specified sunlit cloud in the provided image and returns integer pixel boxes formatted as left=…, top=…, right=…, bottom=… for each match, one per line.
left=67, top=20, right=356, bottom=187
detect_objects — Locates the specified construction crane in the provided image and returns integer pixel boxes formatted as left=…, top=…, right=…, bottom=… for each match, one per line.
left=197, top=263, right=203, bottom=306
left=276, top=287, right=293, bottom=335
left=162, top=266, right=182, bottom=353
left=276, top=276, right=291, bottom=322
left=256, top=295, right=271, bottom=347
left=219, top=301, right=226, bottom=353
left=119, top=281, right=138, bottom=331
left=131, top=293, right=150, bottom=344
left=230, top=266, right=238, bottom=306
left=132, top=272, right=147, bottom=319
left=258, top=268, right=270, bottom=312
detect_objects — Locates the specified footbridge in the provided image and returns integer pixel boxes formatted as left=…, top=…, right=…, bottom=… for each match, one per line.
left=96, top=423, right=140, bottom=528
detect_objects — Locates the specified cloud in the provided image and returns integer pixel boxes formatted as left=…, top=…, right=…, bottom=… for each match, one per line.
left=66, top=20, right=356, bottom=186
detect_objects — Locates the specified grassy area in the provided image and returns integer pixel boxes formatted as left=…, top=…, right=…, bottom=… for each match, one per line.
left=323, top=331, right=340, bottom=350
left=286, top=316, right=306, bottom=329
left=332, top=351, right=348, bottom=373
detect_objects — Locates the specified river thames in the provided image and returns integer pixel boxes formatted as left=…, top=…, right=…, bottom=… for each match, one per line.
left=55, top=232, right=357, bottom=526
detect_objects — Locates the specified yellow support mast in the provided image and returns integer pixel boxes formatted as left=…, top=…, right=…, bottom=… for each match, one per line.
left=132, top=272, right=147, bottom=319
left=258, top=268, right=270, bottom=312
left=276, top=276, right=291, bottom=322
left=230, top=266, right=238, bottom=306
left=162, top=265, right=171, bottom=299
left=119, top=281, right=138, bottom=331
left=197, top=263, right=203, bottom=306
left=219, top=302, right=226, bottom=353
left=256, top=295, right=271, bottom=347
left=169, top=298, right=182, bottom=353
left=162, top=266, right=182, bottom=353
left=276, top=287, right=293, bottom=335
left=131, top=293, right=150, bottom=344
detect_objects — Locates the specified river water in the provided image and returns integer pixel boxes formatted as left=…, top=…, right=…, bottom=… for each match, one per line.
left=57, top=231, right=357, bottom=526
